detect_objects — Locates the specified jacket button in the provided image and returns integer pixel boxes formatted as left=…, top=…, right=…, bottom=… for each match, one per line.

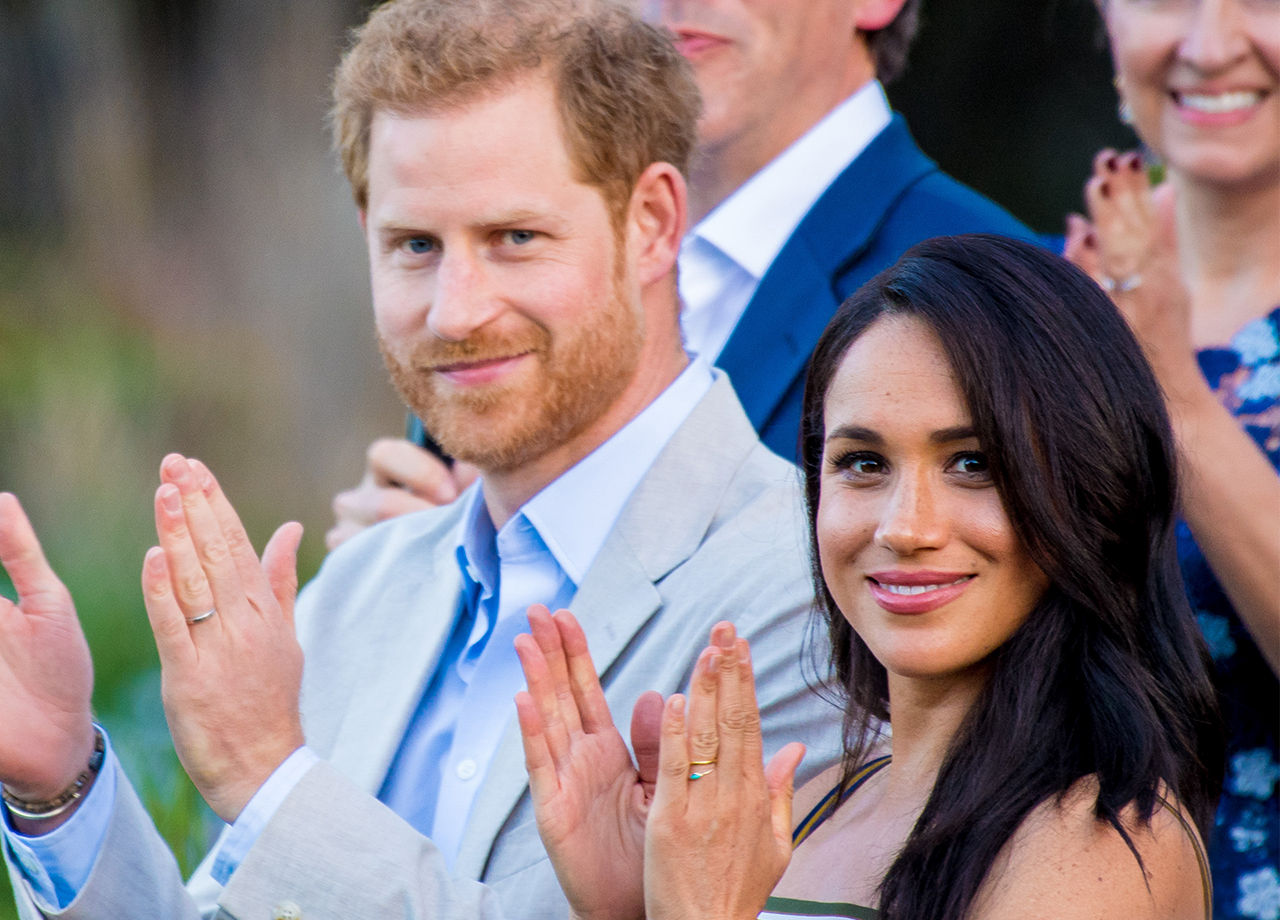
left=271, top=902, right=302, bottom=920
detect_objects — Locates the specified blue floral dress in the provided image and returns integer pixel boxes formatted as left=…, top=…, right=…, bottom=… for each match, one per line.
left=1184, top=307, right=1280, bottom=919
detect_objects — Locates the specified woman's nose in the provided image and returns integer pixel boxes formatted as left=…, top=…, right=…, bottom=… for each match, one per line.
left=874, top=469, right=947, bottom=556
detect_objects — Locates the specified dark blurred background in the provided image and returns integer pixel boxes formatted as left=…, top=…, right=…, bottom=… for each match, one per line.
left=0, top=0, right=1136, bottom=910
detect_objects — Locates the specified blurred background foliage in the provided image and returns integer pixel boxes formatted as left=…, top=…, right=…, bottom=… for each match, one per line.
left=0, top=0, right=1135, bottom=913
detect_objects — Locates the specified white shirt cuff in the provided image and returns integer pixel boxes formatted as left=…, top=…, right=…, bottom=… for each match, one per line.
left=208, top=745, right=319, bottom=885
left=1, top=727, right=118, bottom=911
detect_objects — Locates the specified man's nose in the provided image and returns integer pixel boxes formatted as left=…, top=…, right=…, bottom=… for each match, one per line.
left=874, top=468, right=947, bottom=556
left=427, top=249, right=502, bottom=342
left=1178, top=0, right=1250, bottom=74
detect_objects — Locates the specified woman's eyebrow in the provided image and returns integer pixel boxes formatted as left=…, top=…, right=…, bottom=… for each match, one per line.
left=826, top=425, right=881, bottom=445
left=931, top=426, right=976, bottom=444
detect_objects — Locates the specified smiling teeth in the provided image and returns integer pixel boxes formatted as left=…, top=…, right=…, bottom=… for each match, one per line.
left=1179, top=91, right=1262, bottom=113
left=880, top=577, right=969, bottom=595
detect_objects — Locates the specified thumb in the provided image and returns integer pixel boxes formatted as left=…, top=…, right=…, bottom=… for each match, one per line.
left=764, top=742, right=805, bottom=848
left=631, top=690, right=665, bottom=800
left=262, top=522, right=303, bottom=623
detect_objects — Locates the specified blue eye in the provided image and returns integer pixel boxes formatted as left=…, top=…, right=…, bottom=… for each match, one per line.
left=504, top=229, right=536, bottom=245
left=405, top=237, right=436, bottom=254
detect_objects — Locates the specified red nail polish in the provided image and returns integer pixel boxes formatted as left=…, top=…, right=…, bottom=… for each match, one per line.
left=1129, top=153, right=1143, bottom=172
left=1106, top=154, right=1119, bottom=171
left=1099, top=181, right=1110, bottom=198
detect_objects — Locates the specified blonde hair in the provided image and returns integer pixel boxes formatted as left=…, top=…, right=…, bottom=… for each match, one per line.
left=331, top=0, right=700, bottom=223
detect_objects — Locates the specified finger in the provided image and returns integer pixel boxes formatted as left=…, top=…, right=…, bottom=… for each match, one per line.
left=333, top=484, right=436, bottom=528
left=187, top=459, right=277, bottom=608
left=713, top=628, right=750, bottom=781
left=529, top=605, right=583, bottom=739
left=262, top=522, right=303, bottom=624
left=553, top=610, right=612, bottom=734
left=652, top=692, right=689, bottom=816
left=685, top=645, right=721, bottom=769
left=764, top=742, right=806, bottom=848
left=631, top=691, right=664, bottom=797
left=368, top=438, right=461, bottom=504
left=515, top=624, right=574, bottom=768
left=734, top=638, right=766, bottom=770
left=0, top=493, right=70, bottom=611
left=515, top=690, right=559, bottom=806
left=154, top=482, right=218, bottom=623
left=1092, top=147, right=1118, bottom=177
left=325, top=519, right=365, bottom=551
left=141, top=546, right=197, bottom=669
left=160, top=455, right=250, bottom=623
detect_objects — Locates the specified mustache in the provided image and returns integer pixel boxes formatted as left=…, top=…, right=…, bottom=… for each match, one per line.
left=393, top=326, right=550, bottom=370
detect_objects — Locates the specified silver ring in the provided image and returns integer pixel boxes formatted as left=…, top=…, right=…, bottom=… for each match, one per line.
left=186, top=608, right=217, bottom=624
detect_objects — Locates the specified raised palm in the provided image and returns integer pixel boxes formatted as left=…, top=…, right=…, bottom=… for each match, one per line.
left=0, top=493, right=95, bottom=800
left=515, top=606, right=660, bottom=920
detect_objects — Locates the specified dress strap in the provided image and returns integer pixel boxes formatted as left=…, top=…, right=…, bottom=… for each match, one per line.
left=1156, top=796, right=1212, bottom=919
left=792, top=755, right=892, bottom=848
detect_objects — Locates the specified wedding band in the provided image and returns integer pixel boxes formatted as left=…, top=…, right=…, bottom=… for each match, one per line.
left=1100, top=273, right=1142, bottom=293
left=186, top=608, right=217, bottom=624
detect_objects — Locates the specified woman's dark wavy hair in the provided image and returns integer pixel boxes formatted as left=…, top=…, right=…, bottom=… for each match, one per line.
left=799, top=235, right=1222, bottom=920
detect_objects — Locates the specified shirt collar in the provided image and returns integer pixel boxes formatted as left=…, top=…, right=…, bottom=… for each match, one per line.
left=690, top=81, right=891, bottom=281
left=455, top=356, right=716, bottom=590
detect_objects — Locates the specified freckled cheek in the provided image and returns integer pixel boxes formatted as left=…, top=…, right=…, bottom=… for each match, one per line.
left=815, top=489, right=878, bottom=606
left=371, top=272, right=434, bottom=340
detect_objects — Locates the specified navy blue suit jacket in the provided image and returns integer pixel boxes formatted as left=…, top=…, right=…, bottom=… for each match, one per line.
left=715, top=114, right=1037, bottom=461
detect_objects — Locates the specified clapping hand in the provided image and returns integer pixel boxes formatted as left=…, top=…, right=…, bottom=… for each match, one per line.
left=515, top=606, right=661, bottom=920
left=141, top=454, right=306, bottom=822
left=644, top=623, right=805, bottom=920
left=1065, top=149, right=1198, bottom=394
left=0, top=494, right=96, bottom=832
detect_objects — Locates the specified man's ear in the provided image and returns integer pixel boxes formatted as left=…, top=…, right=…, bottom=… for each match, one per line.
left=854, top=0, right=907, bottom=32
left=626, top=162, right=687, bottom=290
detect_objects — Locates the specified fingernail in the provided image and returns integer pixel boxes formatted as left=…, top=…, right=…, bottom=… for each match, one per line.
left=1099, top=181, right=1110, bottom=199
left=1129, top=153, right=1143, bottom=171
left=1106, top=154, right=1119, bottom=171
left=159, top=485, right=181, bottom=515
left=706, top=650, right=720, bottom=673
left=163, top=454, right=191, bottom=484
left=191, top=460, right=215, bottom=493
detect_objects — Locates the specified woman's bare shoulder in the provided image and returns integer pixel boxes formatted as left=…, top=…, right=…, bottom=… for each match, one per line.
left=970, top=777, right=1208, bottom=920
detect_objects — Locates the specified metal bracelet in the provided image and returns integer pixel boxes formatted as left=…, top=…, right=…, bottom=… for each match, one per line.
left=2, top=726, right=106, bottom=821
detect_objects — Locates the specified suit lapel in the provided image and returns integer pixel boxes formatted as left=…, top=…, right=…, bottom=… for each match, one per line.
left=326, top=530, right=465, bottom=795
left=453, top=378, right=759, bottom=879
left=716, top=115, right=937, bottom=434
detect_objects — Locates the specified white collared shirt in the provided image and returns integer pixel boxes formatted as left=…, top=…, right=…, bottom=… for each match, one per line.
left=679, top=81, right=892, bottom=363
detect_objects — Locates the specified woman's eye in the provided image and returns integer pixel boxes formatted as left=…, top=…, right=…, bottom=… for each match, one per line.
left=949, top=452, right=991, bottom=478
left=831, top=451, right=885, bottom=476
left=404, top=237, right=437, bottom=255
left=503, top=229, right=537, bottom=245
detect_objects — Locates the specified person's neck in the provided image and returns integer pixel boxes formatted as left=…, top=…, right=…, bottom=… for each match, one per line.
left=687, top=67, right=875, bottom=225
left=480, top=344, right=688, bottom=530
left=879, top=667, right=989, bottom=808
left=1173, top=169, right=1280, bottom=347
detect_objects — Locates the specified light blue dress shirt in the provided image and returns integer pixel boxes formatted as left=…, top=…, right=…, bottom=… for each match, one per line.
left=3, top=356, right=715, bottom=905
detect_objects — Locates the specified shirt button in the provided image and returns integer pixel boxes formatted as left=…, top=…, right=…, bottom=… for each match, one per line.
left=272, top=902, right=302, bottom=920
left=456, top=758, right=478, bottom=780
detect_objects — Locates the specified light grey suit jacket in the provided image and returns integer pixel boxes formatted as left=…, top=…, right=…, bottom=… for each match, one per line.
left=9, top=376, right=844, bottom=920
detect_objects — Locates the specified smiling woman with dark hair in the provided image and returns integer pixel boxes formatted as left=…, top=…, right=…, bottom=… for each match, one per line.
left=515, top=234, right=1224, bottom=920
